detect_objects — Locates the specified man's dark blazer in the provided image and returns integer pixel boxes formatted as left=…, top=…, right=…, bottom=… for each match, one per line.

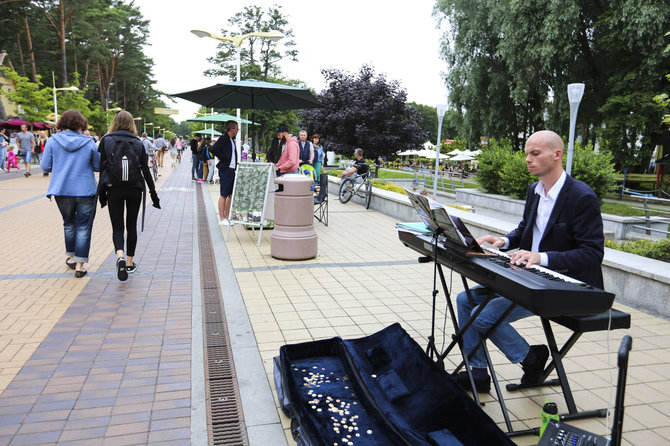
left=504, top=174, right=604, bottom=288
left=211, top=132, right=236, bottom=171
left=267, top=137, right=282, bottom=164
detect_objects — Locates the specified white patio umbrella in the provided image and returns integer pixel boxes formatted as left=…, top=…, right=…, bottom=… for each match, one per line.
left=417, top=149, right=449, bottom=159
left=447, top=148, right=463, bottom=155
left=449, top=153, right=475, bottom=161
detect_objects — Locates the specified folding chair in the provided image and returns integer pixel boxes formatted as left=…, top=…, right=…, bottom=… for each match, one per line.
left=314, top=173, right=328, bottom=226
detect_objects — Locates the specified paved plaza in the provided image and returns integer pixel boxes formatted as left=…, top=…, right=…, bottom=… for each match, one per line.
left=0, top=158, right=668, bottom=445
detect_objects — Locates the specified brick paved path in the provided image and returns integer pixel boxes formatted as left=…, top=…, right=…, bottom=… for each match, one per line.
left=0, top=160, right=198, bottom=445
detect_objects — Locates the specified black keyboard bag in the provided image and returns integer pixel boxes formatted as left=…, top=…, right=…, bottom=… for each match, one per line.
left=274, top=323, right=513, bottom=446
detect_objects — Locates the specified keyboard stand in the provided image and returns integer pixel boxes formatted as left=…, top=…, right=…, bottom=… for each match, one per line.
left=421, top=250, right=520, bottom=432
left=422, top=261, right=609, bottom=437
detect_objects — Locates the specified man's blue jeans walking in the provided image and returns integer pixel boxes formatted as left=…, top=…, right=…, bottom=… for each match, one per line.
left=55, top=196, right=96, bottom=263
left=456, top=285, right=533, bottom=369
left=191, top=154, right=201, bottom=180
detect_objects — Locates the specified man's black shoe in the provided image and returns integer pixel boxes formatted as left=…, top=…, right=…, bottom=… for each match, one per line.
left=520, top=344, right=549, bottom=385
left=452, top=370, right=491, bottom=393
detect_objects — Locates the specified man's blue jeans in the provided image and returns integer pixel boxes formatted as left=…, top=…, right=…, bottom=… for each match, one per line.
left=0, top=147, right=6, bottom=169
left=55, top=196, right=96, bottom=263
left=192, top=154, right=201, bottom=180
left=456, top=285, right=533, bottom=369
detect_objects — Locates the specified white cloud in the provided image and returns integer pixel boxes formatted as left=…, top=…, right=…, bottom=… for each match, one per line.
left=134, top=0, right=449, bottom=122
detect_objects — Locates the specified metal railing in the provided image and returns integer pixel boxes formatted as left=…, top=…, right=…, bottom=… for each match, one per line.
left=624, top=192, right=670, bottom=237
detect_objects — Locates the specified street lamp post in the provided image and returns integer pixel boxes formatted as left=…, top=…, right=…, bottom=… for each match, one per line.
left=566, top=83, right=585, bottom=176
left=52, top=72, right=79, bottom=126
left=133, top=117, right=142, bottom=133
left=191, top=29, right=284, bottom=161
left=146, top=123, right=154, bottom=139
left=434, top=104, right=448, bottom=199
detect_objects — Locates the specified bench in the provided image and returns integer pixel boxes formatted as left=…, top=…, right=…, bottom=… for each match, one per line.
left=506, top=308, right=631, bottom=422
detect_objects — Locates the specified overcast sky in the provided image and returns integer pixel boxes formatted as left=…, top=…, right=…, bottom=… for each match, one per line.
left=134, top=0, right=449, bottom=122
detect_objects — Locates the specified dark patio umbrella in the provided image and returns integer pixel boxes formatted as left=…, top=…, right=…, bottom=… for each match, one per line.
left=173, top=79, right=322, bottom=160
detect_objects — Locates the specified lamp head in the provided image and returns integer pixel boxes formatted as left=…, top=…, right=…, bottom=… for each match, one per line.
left=567, top=83, right=585, bottom=105
left=436, top=104, right=447, bottom=118
left=263, top=30, right=284, bottom=42
left=191, top=30, right=212, bottom=38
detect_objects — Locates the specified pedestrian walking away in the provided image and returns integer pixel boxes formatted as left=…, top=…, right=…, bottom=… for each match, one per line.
left=154, top=133, right=167, bottom=167
left=17, top=124, right=35, bottom=177
left=37, top=131, right=49, bottom=175
left=40, top=109, right=100, bottom=278
left=98, top=111, right=161, bottom=281
left=0, top=128, right=8, bottom=172
left=169, top=136, right=179, bottom=167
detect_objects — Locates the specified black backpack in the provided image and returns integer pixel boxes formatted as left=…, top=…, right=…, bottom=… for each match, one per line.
left=106, top=136, right=142, bottom=186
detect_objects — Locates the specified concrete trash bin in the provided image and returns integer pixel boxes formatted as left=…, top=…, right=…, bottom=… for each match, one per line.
left=271, top=174, right=318, bottom=260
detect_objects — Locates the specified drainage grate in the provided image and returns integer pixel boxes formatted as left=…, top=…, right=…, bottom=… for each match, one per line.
left=196, top=184, right=249, bottom=446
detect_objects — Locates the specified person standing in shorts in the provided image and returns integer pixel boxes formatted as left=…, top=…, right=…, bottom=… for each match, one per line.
left=17, top=124, right=35, bottom=177
left=210, top=120, right=238, bottom=225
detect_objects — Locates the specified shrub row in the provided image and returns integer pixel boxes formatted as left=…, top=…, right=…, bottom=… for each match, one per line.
left=476, top=139, right=617, bottom=200
left=605, top=239, right=670, bottom=262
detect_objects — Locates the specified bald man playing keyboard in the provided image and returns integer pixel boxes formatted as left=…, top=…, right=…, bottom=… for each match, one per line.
left=454, top=130, right=605, bottom=393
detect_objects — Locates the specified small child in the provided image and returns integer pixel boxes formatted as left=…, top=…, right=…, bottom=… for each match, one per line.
left=6, top=145, right=19, bottom=172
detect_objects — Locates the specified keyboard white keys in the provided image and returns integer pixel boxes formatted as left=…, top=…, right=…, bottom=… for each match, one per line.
left=482, top=246, right=584, bottom=284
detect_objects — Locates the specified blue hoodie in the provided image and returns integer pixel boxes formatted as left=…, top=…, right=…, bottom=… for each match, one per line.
left=41, top=130, right=100, bottom=197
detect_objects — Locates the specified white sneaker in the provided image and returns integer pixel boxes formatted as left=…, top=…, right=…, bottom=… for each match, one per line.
left=219, top=219, right=229, bottom=226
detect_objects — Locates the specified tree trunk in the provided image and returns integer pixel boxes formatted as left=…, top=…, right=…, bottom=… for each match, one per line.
left=83, top=60, right=89, bottom=88
left=15, top=32, right=26, bottom=77
left=71, top=20, right=77, bottom=79
left=59, top=1, right=67, bottom=86
left=21, top=15, right=37, bottom=83
left=96, top=62, right=107, bottom=108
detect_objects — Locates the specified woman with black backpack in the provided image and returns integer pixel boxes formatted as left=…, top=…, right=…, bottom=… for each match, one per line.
left=98, top=111, right=161, bottom=281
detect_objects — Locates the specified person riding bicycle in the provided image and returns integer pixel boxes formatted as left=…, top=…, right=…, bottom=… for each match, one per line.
left=339, top=148, right=368, bottom=182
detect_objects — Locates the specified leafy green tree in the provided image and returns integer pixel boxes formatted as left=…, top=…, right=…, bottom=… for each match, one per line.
left=0, top=67, right=52, bottom=124
left=434, top=0, right=670, bottom=170
left=300, top=65, right=426, bottom=158
left=204, top=4, right=297, bottom=81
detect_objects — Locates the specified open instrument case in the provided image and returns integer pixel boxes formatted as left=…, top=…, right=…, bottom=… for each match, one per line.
left=274, top=323, right=514, bottom=446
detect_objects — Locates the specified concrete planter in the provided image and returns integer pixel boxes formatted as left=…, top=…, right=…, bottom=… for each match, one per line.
left=327, top=176, right=670, bottom=318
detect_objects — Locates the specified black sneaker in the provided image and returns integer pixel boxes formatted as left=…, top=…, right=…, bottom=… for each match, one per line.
left=520, top=345, right=549, bottom=385
left=116, top=257, right=128, bottom=281
left=126, top=263, right=137, bottom=274
left=452, top=370, right=491, bottom=393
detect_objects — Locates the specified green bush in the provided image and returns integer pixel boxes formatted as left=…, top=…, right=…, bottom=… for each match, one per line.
left=499, top=150, right=534, bottom=199
left=476, top=138, right=616, bottom=201
left=567, top=141, right=617, bottom=200
left=371, top=180, right=407, bottom=195
left=475, top=138, right=514, bottom=193
left=605, top=239, right=670, bottom=262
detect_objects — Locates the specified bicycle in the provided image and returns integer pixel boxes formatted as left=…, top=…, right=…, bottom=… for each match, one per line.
left=338, top=169, right=373, bottom=209
left=148, top=149, right=159, bottom=181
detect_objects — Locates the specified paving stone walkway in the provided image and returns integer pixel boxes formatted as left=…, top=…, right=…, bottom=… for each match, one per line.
left=0, top=155, right=667, bottom=445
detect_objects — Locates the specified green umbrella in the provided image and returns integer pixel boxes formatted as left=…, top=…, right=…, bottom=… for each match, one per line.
left=191, top=128, right=221, bottom=136
left=187, top=112, right=257, bottom=125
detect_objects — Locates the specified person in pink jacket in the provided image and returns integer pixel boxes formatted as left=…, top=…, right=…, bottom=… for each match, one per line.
left=274, top=124, right=300, bottom=176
